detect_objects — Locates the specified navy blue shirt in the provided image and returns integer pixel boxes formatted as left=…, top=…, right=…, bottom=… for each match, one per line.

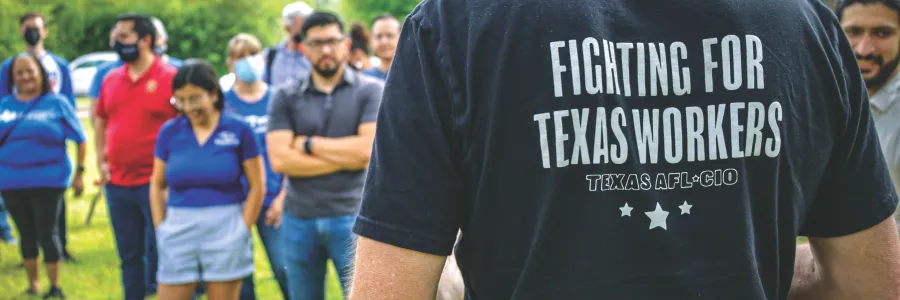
left=154, top=113, right=260, bottom=207
left=0, top=94, right=85, bottom=190
left=353, top=0, right=899, bottom=299
left=224, top=89, right=283, bottom=207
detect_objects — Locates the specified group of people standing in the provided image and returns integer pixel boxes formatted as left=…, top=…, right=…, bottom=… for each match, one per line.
left=0, top=1, right=409, bottom=299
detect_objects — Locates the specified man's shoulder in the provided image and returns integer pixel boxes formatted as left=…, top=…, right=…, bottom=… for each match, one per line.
left=353, top=70, right=385, bottom=92
left=0, top=57, right=12, bottom=70
left=47, top=52, right=70, bottom=66
left=272, top=78, right=305, bottom=98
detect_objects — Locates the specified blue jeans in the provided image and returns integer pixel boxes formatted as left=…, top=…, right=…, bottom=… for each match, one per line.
left=240, top=205, right=290, bottom=299
left=282, top=213, right=356, bottom=300
left=0, top=196, right=14, bottom=241
left=106, top=184, right=158, bottom=300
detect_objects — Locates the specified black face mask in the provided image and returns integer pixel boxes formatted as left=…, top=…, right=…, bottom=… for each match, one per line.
left=23, top=27, right=41, bottom=46
left=113, top=41, right=140, bottom=62
left=293, top=33, right=304, bottom=44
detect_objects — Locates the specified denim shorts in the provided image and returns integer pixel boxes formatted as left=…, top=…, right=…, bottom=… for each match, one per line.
left=156, top=203, right=253, bottom=284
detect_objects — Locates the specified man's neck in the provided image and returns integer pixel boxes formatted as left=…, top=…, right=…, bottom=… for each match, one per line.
left=284, top=40, right=299, bottom=53
left=26, top=45, right=46, bottom=58
left=311, top=67, right=345, bottom=94
left=379, top=57, right=393, bottom=73
left=127, top=53, right=156, bottom=80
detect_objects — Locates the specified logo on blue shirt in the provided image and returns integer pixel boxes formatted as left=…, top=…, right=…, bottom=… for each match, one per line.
left=0, top=110, right=16, bottom=123
left=214, top=131, right=240, bottom=146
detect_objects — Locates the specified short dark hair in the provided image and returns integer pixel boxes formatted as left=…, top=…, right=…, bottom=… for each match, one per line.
left=350, top=22, right=371, bottom=54
left=836, top=0, right=900, bottom=20
left=6, top=53, right=52, bottom=96
left=172, top=59, right=225, bottom=111
left=115, top=13, right=157, bottom=47
left=372, top=13, right=398, bottom=24
left=19, top=11, right=45, bottom=26
left=300, top=11, right=344, bottom=41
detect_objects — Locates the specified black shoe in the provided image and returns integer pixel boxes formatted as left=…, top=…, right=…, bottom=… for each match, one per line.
left=43, top=286, right=64, bottom=299
left=24, top=288, right=37, bottom=296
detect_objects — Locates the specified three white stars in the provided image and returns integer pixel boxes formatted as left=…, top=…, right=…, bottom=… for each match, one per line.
left=620, top=201, right=694, bottom=231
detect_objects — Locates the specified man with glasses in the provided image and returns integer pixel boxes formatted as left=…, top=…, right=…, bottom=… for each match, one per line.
left=266, top=11, right=383, bottom=300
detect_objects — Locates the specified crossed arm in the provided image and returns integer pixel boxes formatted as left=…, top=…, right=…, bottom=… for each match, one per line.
left=267, top=122, right=376, bottom=177
left=789, top=217, right=900, bottom=300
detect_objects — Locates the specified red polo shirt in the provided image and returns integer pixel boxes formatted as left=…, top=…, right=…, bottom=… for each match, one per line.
left=96, top=57, right=177, bottom=187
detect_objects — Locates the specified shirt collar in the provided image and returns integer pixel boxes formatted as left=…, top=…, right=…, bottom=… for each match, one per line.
left=299, top=67, right=358, bottom=94
left=870, top=72, right=900, bottom=112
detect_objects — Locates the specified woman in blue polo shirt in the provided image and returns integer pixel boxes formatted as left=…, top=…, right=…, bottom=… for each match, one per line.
left=149, top=60, right=265, bottom=300
left=223, top=33, right=290, bottom=298
left=0, top=53, right=86, bottom=299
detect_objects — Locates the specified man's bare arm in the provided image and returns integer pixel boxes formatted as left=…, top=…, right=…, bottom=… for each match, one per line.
left=267, top=130, right=342, bottom=177
left=789, top=217, right=900, bottom=300
left=309, top=122, right=376, bottom=169
left=349, top=236, right=447, bottom=300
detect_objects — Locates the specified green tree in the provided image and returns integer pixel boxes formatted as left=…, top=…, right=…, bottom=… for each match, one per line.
left=0, top=0, right=297, bottom=75
left=338, top=0, right=421, bottom=24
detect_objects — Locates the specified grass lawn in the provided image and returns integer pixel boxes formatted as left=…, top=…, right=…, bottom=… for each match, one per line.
left=0, top=98, right=343, bottom=300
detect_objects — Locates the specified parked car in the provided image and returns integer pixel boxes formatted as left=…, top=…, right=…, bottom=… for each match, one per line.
left=69, top=51, right=119, bottom=97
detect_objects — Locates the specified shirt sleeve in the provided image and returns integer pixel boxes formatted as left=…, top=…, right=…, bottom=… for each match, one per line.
left=799, top=25, right=900, bottom=237
left=57, top=95, right=85, bottom=143
left=56, top=57, right=76, bottom=105
left=94, top=75, right=111, bottom=120
left=351, top=17, right=465, bottom=256
left=359, top=80, right=384, bottom=124
left=88, top=64, right=111, bottom=100
left=238, top=122, right=261, bottom=161
left=154, top=120, right=175, bottom=162
left=266, top=86, right=293, bottom=132
left=0, top=59, right=11, bottom=99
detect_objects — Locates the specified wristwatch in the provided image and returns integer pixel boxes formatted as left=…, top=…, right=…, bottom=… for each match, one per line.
left=76, top=166, right=86, bottom=174
left=304, top=136, right=313, bottom=155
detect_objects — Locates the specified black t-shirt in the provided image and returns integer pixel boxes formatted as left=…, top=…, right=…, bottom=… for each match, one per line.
left=352, top=0, right=899, bottom=299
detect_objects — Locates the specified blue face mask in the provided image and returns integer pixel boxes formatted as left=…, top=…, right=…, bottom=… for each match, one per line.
left=234, top=56, right=264, bottom=83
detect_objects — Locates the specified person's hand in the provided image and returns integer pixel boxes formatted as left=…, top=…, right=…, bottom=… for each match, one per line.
left=153, top=216, right=164, bottom=229
left=71, top=173, right=85, bottom=197
left=266, top=193, right=285, bottom=228
left=95, top=161, right=111, bottom=186
left=243, top=215, right=254, bottom=230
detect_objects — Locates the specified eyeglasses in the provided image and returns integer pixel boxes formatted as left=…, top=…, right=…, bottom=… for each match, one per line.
left=304, top=37, right=345, bottom=51
left=170, top=94, right=208, bottom=109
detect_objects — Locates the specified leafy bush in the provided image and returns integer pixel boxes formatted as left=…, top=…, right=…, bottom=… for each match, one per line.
left=0, top=0, right=304, bottom=75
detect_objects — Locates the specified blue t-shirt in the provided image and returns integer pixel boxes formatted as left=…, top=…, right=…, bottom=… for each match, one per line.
left=154, top=113, right=260, bottom=207
left=88, top=56, right=183, bottom=100
left=0, top=93, right=85, bottom=190
left=224, top=89, right=283, bottom=207
left=0, top=52, right=76, bottom=106
left=362, top=67, right=388, bottom=81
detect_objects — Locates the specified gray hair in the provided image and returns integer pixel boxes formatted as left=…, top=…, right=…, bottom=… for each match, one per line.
left=150, top=17, right=168, bottom=42
left=282, top=1, right=313, bottom=27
